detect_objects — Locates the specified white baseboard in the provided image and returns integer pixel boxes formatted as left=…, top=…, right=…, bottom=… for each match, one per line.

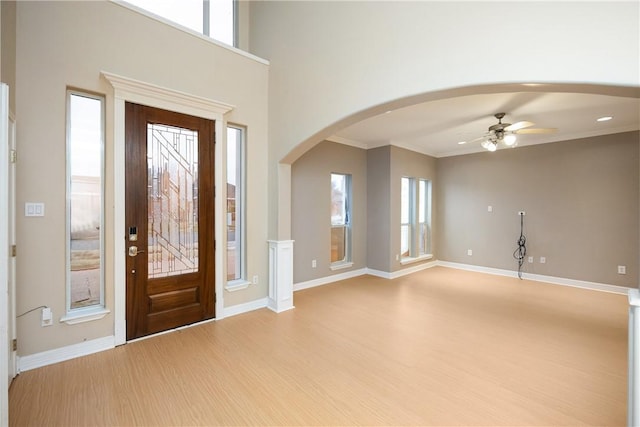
left=370, top=260, right=439, bottom=280
left=294, top=262, right=439, bottom=288
left=294, top=268, right=368, bottom=291
left=222, top=297, right=268, bottom=318
left=438, top=261, right=630, bottom=295
left=17, top=335, right=115, bottom=373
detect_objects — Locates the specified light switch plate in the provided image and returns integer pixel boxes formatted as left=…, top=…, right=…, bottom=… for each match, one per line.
left=25, top=202, right=45, bottom=217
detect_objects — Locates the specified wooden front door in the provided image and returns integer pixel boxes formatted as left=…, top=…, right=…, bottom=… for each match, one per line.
left=125, top=103, right=215, bottom=340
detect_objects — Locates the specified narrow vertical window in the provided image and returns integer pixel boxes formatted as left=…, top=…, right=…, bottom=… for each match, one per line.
left=226, top=125, right=245, bottom=282
left=418, top=179, right=432, bottom=256
left=208, top=0, right=236, bottom=46
left=400, top=177, right=412, bottom=258
left=401, top=177, right=432, bottom=261
left=66, top=91, right=104, bottom=312
left=331, top=173, right=351, bottom=265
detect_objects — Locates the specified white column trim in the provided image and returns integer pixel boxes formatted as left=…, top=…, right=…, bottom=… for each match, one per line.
left=102, top=72, right=234, bottom=344
left=629, top=289, right=640, bottom=426
left=267, top=240, right=295, bottom=313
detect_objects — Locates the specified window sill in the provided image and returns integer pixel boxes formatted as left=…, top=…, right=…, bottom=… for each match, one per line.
left=225, top=280, right=251, bottom=292
left=330, top=261, right=354, bottom=271
left=60, top=307, right=110, bottom=325
left=400, top=254, right=433, bottom=265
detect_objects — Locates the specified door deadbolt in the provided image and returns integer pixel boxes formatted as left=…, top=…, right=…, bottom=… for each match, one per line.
left=128, top=246, right=145, bottom=257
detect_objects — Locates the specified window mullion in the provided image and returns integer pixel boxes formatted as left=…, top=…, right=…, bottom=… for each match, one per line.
left=203, top=0, right=210, bottom=36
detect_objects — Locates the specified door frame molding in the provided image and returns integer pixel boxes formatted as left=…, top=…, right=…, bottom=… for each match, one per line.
left=102, top=72, right=233, bottom=345
left=0, top=82, right=9, bottom=427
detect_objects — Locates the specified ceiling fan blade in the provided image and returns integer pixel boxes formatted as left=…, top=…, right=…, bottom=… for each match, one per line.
left=468, top=134, right=488, bottom=143
left=515, top=128, right=557, bottom=134
left=505, top=121, right=534, bottom=132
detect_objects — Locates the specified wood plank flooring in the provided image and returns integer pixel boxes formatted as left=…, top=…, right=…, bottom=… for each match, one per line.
left=9, top=267, right=629, bottom=426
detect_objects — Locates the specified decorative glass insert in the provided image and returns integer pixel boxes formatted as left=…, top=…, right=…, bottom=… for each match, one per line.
left=67, top=91, right=104, bottom=310
left=147, top=123, right=199, bottom=278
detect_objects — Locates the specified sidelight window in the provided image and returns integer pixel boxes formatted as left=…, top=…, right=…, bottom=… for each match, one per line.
left=66, top=90, right=105, bottom=313
left=226, top=125, right=245, bottom=283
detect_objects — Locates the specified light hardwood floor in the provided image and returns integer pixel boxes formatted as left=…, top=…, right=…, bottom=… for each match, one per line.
left=9, top=267, right=629, bottom=426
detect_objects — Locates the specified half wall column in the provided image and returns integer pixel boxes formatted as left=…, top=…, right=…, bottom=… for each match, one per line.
left=267, top=240, right=294, bottom=313
left=629, top=288, right=640, bottom=426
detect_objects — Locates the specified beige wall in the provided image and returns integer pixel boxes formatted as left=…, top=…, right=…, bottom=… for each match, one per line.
left=291, top=141, right=367, bottom=283
left=249, top=1, right=639, bottom=242
left=15, top=1, right=269, bottom=356
left=437, top=131, right=639, bottom=287
left=1, top=0, right=16, bottom=113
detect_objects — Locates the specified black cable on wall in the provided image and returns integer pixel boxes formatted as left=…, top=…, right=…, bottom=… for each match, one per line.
left=513, top=212, right=527, bottom=279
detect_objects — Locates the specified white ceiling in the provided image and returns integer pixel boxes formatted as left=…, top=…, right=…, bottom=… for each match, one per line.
left=330, top=92, right=640, bottom=158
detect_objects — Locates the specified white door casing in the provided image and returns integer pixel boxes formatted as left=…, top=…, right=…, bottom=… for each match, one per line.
left=1, top=82, right=11, bottom=427
left=8, top=114, right=16, bottom=381
left=101, top=72, right=233, bottom=345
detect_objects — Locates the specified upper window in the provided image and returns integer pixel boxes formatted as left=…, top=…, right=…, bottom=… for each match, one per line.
left=331, top=173, right=352, bottom=266
left=66, top=91, right=105, bottom=313
left=401, top=177, right=432, bottom=261
left=226, top=125, right=245, bottom=283
left=125, top=0, right=236, bottom=47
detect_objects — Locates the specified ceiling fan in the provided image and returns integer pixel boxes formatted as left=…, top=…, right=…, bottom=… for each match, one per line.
left=470, top=112, right=557, bottom=152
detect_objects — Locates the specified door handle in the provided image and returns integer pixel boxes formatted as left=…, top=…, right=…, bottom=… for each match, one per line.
left=128, top=246, right=146, bottom=257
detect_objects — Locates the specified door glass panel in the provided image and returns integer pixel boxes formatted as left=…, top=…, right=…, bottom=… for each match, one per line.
left=147, top=123, right=199, bottom=278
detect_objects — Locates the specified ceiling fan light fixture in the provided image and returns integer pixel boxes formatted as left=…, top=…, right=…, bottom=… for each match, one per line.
left=503, top=133, right=517, bottom=146
left=481, top=139, right=497, bottom=152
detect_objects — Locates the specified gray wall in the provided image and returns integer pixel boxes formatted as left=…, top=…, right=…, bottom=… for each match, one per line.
left=292, top=141, right=367, bottom=283
left=292, top=143, right=438, bottom=280
left=366, top=146, right=391, bottom=272
left=389, top=146, right=438, bottom=272
left=437, top=131, right=639, bottom=287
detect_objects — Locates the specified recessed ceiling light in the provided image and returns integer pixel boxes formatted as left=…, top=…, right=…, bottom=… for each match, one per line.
left=457, top=141, right=467, bottom=145
left=385, top=110, right=392, bottom=114
left=597, top=116, right=613, bottom=122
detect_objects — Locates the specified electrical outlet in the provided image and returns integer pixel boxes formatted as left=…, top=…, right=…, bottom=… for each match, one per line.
left=311, top=259, right=317, bottom=268
left=539, top=257, right=546, bottom=264
left=487, top=205, right=493, bottom=212
left=41, top=307, right=52, bottom=327
left=618, top=265, right=626, bottom=275
left=252, top=275, right=259, bottom=285
left=395, top=254, right=399, bottom=261
left=467, top=249, right=473, bottom=256
left=528, top=256, right=533, bottom=263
